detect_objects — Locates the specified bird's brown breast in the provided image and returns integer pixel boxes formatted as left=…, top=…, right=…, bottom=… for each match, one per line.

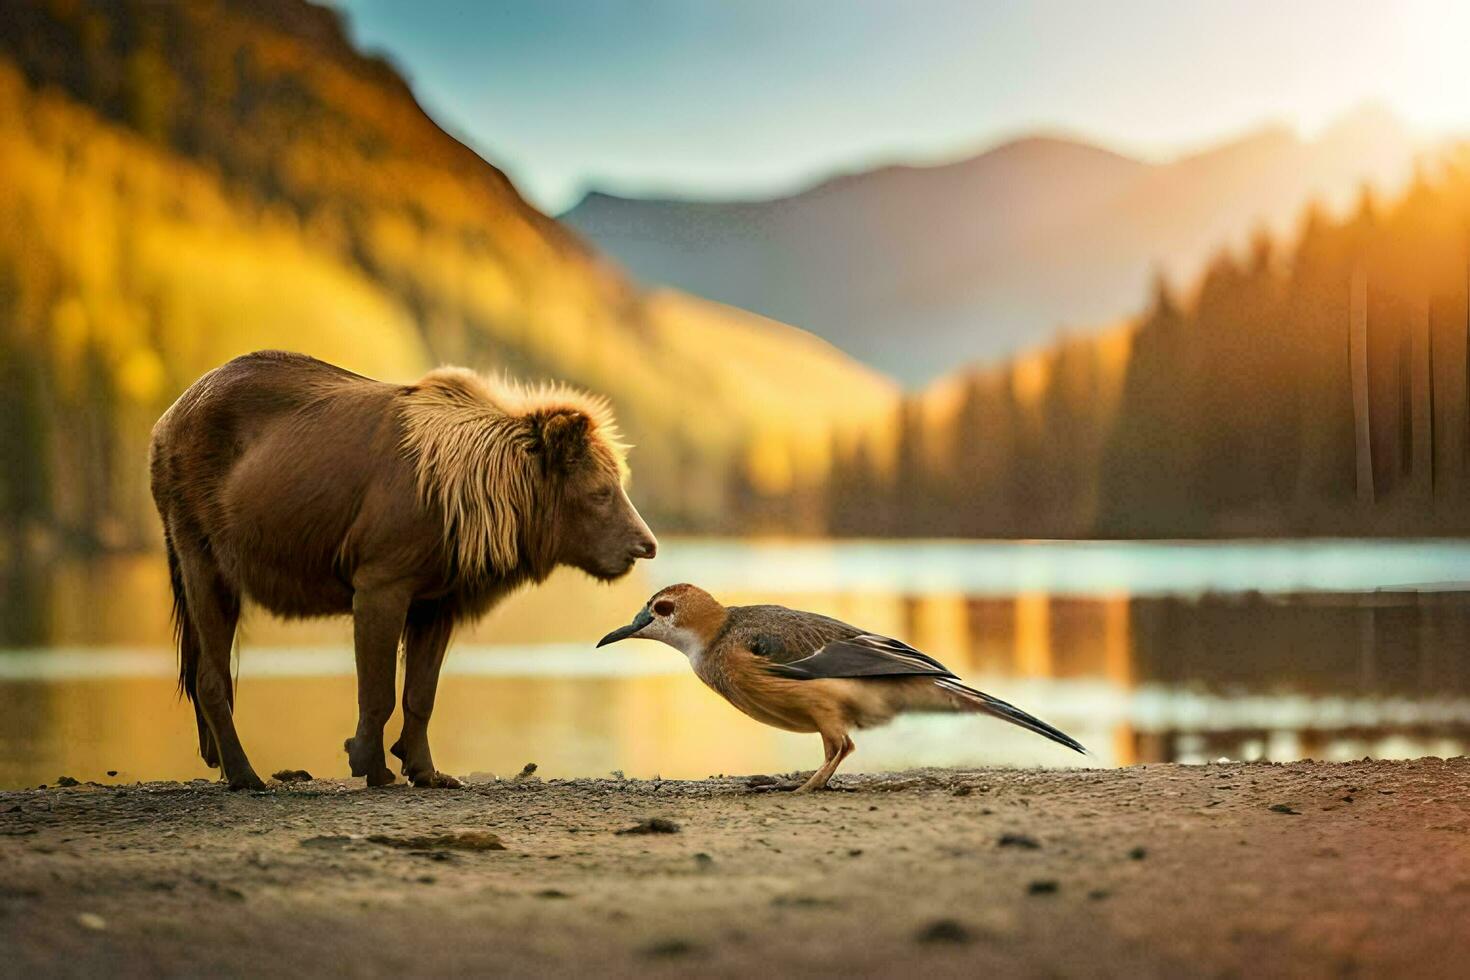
left=696, top=646, right=825, bottom=733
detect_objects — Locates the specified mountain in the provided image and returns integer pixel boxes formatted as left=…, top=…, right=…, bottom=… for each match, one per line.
left=563, top=108, right=1423, bottom=384
left=0, top=0, right=893, bottom=552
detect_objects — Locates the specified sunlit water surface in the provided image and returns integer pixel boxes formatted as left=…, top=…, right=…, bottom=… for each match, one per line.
left=3, top=538, right=1470, bottom=788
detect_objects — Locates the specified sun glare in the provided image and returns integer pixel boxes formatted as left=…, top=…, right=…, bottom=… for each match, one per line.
left=1396, top=0, right=1470, bottom=132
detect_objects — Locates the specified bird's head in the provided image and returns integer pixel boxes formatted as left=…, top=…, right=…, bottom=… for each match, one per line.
left=596, top=583, right=727, bottom=658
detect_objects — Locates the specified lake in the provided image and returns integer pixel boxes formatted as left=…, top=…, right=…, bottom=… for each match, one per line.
left=3, top=538, right=1470, bottom=789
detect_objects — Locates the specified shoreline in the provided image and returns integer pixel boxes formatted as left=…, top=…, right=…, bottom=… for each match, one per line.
left=3, top=758, right=1468, bottom=977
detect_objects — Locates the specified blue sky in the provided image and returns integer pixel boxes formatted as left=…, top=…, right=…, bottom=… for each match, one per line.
left=340, top=1, right=1470, bottom=213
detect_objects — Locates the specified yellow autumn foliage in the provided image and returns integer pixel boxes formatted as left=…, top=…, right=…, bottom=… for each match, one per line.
left=0, top=29, right=894, bottom=550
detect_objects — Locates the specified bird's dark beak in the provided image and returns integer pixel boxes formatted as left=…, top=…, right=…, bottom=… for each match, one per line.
left=596, top=606, right=654, bottom=647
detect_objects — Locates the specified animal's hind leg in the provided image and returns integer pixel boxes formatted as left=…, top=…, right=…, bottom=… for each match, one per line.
left=177, top=550, right=258, bottom=791
left=195, top=701, right=218, bottom=768
left=344, top=583, right=410, bottom=787
left=391, top=604, right=458, bottom=788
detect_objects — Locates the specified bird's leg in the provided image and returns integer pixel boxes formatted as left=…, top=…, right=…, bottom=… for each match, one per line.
left=793, top=732, right=851, bottom=794
left=831, top=735, right=855, bottom=787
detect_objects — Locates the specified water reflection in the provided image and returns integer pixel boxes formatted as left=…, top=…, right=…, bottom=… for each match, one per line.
left=2, top=541, right=1469, bottom=788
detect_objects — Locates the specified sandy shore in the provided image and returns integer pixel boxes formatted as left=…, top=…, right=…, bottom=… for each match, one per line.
left=2, top=758, right=1468, bottom=978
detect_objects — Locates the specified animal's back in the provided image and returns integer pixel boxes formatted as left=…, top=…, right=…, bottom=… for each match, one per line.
left=150, top=351, right=403, bottom=615
left=154, top=348, right=371, bottom=437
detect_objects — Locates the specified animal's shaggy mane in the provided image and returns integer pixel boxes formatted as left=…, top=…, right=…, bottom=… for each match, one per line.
left=396, top=366, right=628, bottom=579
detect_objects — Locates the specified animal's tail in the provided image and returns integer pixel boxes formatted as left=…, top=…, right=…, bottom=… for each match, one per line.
left=935, top=679, right=1087, bottom=756
left=164, top=529, right=215, bottom=766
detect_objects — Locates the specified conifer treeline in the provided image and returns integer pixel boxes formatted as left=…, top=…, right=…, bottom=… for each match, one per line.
left=806, top=155, right=1470, bottom=538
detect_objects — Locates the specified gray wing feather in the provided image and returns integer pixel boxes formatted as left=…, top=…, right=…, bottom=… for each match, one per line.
left=764, top=633, right=957, bottom=680
left=730, top=605, right=862, bottom=665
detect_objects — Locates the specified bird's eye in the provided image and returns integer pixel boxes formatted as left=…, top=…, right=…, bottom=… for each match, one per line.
left=653, top=600, right=675, bottom=617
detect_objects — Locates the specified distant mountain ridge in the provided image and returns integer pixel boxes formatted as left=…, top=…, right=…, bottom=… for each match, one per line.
left=563, top=107, right=1423, bottom=383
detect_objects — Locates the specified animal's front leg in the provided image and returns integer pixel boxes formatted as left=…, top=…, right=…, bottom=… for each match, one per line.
left=344, top=583, right=411, bottom=787
left=391, top=604, right=459, bottom=788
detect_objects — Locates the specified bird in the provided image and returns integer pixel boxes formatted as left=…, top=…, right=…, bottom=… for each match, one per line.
left=597, top=583, right=1086, bottom=792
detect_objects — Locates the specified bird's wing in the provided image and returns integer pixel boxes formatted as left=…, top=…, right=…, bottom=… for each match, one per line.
left=728, top=605, right=860, bottom=666
left=761, top=633, right=957, bottom=680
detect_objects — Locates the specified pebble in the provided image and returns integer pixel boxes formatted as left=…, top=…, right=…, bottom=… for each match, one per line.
left=368, top=831, right=506, bottom=851
left=998, top=833, right=1041, bottom=849
left=272, top=770, right=313, bottom=783
left=916, top=919, right=972, bottom=944
left=642, top=938, right=695, bottom=958
left=76, top=912, right=106, bottom=931
left=615, top=817, right=680, bottom=835
left=300, top=835, right=354, bottom=849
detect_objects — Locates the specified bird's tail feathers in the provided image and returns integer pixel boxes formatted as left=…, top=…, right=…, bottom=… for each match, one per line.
left=934, top=679, right=1088, bottom=756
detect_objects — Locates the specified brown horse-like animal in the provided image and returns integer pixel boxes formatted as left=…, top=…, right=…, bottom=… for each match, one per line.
left=149, top=351, right=657, bottom=790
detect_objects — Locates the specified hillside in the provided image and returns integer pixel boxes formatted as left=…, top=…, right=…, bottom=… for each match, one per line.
left=563, top=109, right=1422, bottom=383
left=0, top=0, right=894, bottom=552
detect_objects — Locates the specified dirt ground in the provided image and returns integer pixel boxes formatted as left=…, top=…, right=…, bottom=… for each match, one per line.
left=2, top=758, right=1468, bottom=979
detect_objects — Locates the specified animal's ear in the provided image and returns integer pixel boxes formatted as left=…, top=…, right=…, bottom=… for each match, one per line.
left=535, top=409, right=591, bottom=471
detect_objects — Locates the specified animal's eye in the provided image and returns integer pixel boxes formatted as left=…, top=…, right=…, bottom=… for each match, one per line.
left=654, top=600, right=675, bottom=617
left=589, top=487, right=614, bottom=505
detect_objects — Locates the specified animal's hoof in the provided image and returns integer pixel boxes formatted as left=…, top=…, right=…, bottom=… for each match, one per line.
left=228, top=771, right=267, bottom=792
left=365, top=767, right=397, bottom=787
left=344, top=737, right=386, bottom=778
left=410, top=770, right=462, bottom=789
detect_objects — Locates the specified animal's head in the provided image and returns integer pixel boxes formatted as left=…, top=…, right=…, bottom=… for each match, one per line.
left=596, top=583, right=726, bottom=656
left=526, top=402, right=657, bottom=581
left=400, top=368, right=657, bottom=582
